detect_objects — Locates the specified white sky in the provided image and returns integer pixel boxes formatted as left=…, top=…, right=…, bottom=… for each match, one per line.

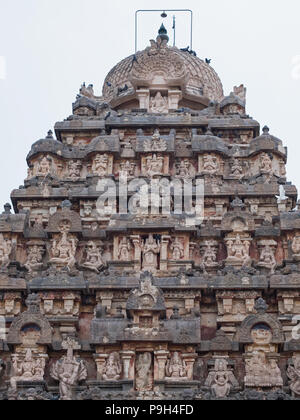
left=0, top=0, right=299, bottom=209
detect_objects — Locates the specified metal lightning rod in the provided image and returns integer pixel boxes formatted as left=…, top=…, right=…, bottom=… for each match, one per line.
left=135, top=9, right=193, bottom=53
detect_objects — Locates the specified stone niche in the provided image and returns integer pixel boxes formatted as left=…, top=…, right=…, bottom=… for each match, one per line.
left=7, top=294, right=52, bottom=394
left=235, top=298, right=284, bottom=390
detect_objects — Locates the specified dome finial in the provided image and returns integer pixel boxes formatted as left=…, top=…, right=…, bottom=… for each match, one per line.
left=157, top=23, right=169, bottom=44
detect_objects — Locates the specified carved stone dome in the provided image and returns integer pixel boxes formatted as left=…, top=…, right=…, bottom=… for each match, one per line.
left=102, top=29, right=224, bottom=107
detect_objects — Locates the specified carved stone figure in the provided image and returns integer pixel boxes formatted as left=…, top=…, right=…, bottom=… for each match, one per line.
left=10, top=349, right=47, bottom=390
left=175, top=159, right=194, bottom=179
left=82, top=241, right=104, bottom=273
left=150, top=92, right=168, bottom=114
left=287, top=356, right=300, bottom=397
left=67, top=160, right=82, bottom=180
left=230, top=158, right=243, bottom=178
left=291, top=235, right=300, bottom=258
left=50, top=221, right=78, bottom=271
left=92, top=154, right=109, bottom=177
left=50, top=337, right=87, bottom=400
left=135, top=352, right=152, bottom=391
left=119, top=161, right=136, bottom=178
left=225, top=234, right=252, bottom=267
left=245, top=351, right=283, bottom=388
left=200, top=240, right=219, bottom=271
left=170, top=237, right=184, bottom=261
left=257, top=241, right=277, bottom=274
left=118, top=237, right=132, bottom=261
left=144, top=129, right=167, bottom=152
left=102, top=353, right=122, bottom=381
left=145, top=154, right=164, bottom=177
left=202, top=154, right=219, bottom=175
left=25, top=243, right=44, bottom=273
left=36, top=156, right=52, bottom=176
left=205, top=359, right=239, bottom=398
left=259, top=153, right=273, bottom=175
left=0, top=234, right=12, bottom=270
left=141, top=235, right=160, bottom=272
left=166, top=352, right=188, bottom=380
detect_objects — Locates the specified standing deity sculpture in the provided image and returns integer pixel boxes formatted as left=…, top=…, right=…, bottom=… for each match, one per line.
left=291, top=235, right=300, bottom=258
left=200, top=240, right=219, bottom=272
left=10, top=349, right=47, bottom=391
left=0, top=234, right=12, bottom=270
left=202, top=154, right=219, bottom=175
left=230, top=158, right=243, bottom=178
left=50, top=221, right=78, bottom=271
left=150, top=92, right=168, bottom=114
left=67, top=160, right=82, bottom=180
left=166, top=352, right=188, bottom=380
left=82, top=241, right=104, bottom=273
left=225, top=234, right=252, bottom=267
left=145, top=154, right=165, bottom=177
left=118, top=237, right=132, bottom=261
left=141, top=234, right=161, bottom=272
left=170, top=237, right=184, bottom=261
left=287, top=356, right=300, bottom=398
left=25, top=243, right=44, bottom=273
left=135, top=352, right=153, bottom=391
left=50, top=337, right=87, bottom=400
left=92, top=154, right=109, bottom=177
left=259, top=153, right=273, bottom=175
left=119, top=161, right=136, bottom=179
left=102, top=353, right=122, bottom=381
left=205, top=359, right=238, bottom=398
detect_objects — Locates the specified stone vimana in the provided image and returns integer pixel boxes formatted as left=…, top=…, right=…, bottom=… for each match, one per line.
left=1, top=23, right=300, bottom=401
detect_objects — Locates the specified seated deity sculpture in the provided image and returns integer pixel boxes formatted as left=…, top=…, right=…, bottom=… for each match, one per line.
left=203, top=154, right=219, bottom=175
left=50, top=221, right=78, bottom=271
left=176, top=159, right=194, bottom=179
left=102, top=353, right=122, bottom=381
left=150, top=92, right=168, bottom=114
left=257, top=244, right=276, bottom=273
left=10, top=349, right=46, bottom=390
left=118, top=237, right=132, bottom=261
left=0, top=234, right=12, bottom=270
left=205, top=359, right=238, bottom=398
left=92, top=154, right=109, bottom=177
left=212, top=371, right=231, bottom=398
left=36, top=156, right=52, bottom=176
left=82, top=241, right=104, bottom=273
left=166, top=352, right=188, bottom=380
left=141, top=234, right=161, bottom=272
left=226, top=234, right=251, bottom=267
left=145, top=154, right=164, bottom=177
left=25, top=244, right=44, bottom=273
left=67, top=160, right=82, bottom=180
left=259, top=153, right=273, bottom=174
left=144, top=129, right=167, bottom=152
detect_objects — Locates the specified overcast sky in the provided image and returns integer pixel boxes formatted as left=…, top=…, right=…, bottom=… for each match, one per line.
left=0, top=0, right=299, bottom=210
